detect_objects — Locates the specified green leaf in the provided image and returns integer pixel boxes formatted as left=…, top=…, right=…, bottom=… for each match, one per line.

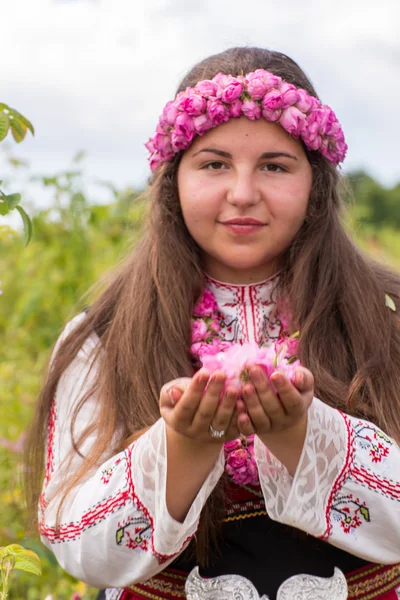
left=0, top=111, right=10, bottom=142
left=375, top=430, right=392, bottom=443
left=0, top=545, right=41, bottom=577
left=0, top=200, right=9, bottom=215
left=4, top=193, right=21, bottom=210
left=10, top=118, right=26, bottom=143
left=359, top=506, right=370, bottom=522
left=290, top=330, right=300, bottom=339
left=15, top=205, right=32, bottom=245
left=385, top=294, right=396, bottom=312
left=8, top=108, right=34, bottom=135
left=116, top=527, right=124, bottom=545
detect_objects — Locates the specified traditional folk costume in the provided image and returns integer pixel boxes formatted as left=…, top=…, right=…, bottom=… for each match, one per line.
left=40, top=274, right=400, bottom=599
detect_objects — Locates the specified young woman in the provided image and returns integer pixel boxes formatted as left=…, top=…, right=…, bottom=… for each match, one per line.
left=26, top=47, right=400, bottom=600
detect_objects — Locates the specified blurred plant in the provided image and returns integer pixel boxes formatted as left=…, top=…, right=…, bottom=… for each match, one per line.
left=0, top=545, right=41, bottom=599
left=0, top=157, right=144, bottom=599
left=0, top=103, right=34, bottom=245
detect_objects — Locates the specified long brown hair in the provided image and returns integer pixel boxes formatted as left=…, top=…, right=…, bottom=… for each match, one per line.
left=25, top=47, right=400, bottom=564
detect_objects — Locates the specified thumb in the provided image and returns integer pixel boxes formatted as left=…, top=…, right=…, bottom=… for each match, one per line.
left=160, top=377, right=192, bottom=406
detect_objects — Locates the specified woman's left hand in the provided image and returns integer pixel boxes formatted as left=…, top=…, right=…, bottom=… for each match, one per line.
left=236, top=366, right=314, bottom=474
left=237, top=365, right=314, bottom=437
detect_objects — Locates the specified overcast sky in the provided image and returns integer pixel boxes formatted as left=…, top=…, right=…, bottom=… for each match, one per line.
left=1, top=0, right=399, bottom=211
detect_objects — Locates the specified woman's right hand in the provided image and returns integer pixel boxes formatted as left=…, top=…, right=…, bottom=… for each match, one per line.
left=160, top=369, right=240, bottom=444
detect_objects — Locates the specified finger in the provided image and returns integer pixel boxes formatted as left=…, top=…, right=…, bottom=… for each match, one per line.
left=243, top=382, right=272, bottom=431
left=237, top=410, right=256, bottom=436
left=225, top=403, right=241, bottom=441
left=269, top=371, right=305, bottom=417
left=211, top=385, right=238, bottom=433
left=191, top=371, right=226, bottom=429
left=293, top=367, right=314, bottom=394
left=250, top=367, right=285, bottom=422
left=171, top=369, right=210, bottom=425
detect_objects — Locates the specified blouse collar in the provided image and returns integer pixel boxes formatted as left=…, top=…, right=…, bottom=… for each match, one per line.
left=205, top=272, right=281, bottom=307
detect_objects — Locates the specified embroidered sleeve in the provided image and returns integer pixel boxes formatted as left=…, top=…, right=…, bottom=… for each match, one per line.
left=254, top=397, right=400, bottom=564
left=40, top=315, right=224, bottom=588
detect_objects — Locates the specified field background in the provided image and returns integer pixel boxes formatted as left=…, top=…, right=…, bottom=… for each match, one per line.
left=1, top=160, right=399, bottom=599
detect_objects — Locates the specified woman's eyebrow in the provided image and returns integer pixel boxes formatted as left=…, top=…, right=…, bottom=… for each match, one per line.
left=260, top=151, right=298, bottom=160
left=192, top=148, right=232, bottom=158
left=192, top=148, right=298, bottom=160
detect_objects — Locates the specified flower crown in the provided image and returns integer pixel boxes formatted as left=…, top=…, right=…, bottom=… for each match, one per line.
left=145, top=69, right=347, bottom=172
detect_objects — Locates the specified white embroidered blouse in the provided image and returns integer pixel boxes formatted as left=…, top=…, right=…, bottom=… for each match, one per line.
left=39, top=275, right=400, bottom=595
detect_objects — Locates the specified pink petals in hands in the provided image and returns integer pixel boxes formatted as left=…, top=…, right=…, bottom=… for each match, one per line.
left=199, top=340, right=301, bottom=396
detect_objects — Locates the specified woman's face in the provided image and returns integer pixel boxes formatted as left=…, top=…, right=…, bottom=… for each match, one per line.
left=177, top=117, right=313, bottom=284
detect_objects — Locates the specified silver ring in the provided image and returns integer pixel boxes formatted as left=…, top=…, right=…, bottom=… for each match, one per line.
left=209, top=424, right=226, bottom=439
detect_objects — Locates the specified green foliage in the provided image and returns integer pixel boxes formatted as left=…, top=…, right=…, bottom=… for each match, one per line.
left=0, top=103, right=34, bottom=243
left=0, top=160, right=399, bottom=598
left=346, top=170, right=400, bottom=228
left=0, top=163, right=145, bottom=599
left=0, top=544, right=41, bottom=600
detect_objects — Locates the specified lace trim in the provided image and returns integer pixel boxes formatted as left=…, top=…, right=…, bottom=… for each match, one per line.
left=130, top=418, right=225, bottom=561
left=255, top=397, right=351, bottom=535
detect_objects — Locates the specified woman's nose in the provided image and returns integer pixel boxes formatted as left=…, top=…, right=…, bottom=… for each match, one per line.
left=226, top=170, right=261, bottom=207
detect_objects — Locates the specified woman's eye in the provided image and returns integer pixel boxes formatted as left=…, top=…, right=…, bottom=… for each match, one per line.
left=262, top=163, right=286, bottom=173
left=203, top=161, right=227, bottom=170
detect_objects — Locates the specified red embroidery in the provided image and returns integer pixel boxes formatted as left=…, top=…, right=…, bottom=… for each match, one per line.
left=40, top=488, right=132, bottom=542
left=369, top=443, right=390, bottom=463
left=354, top=423, right=393, bottom=463
left=331, top=494, right=370, bottom=534
left=352, top=466, right=400, bottom=501
left=101, top=457, right=122, bottom=484
left=116, top=516, right=152, bottom=552
left=239, top=288, right=249, bottom=342
left=44, top=401, right=57, bottom=488
left=320, top=412, right=355, bottom=539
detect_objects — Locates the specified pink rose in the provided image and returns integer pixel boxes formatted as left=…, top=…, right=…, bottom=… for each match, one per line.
left=241, top=99, right=261, bottom=120
left=224, top=438, right=242, bottom=453
left=191, top=319, right=208, bottom=343
left=246, top=69, right=282, bottom=99
left=229, top=100, right=243, bottom=118
left=193, top=113, right=215, bottom=135
left=177, top=90, right=207, bottom=116
left=262, top=89, right=284, bottom=110
left=174, top=112, right=195, bottom=138
left=226, top=448, right=248, bottom=469
left=170, top=131, right=190, bottom=152
left=296, top=89, right=315, bottom=113
left=208, top=318, right=221, bottom=334
left=195, top=79, right=218, bottom=98
left=144, top=138, right=155, bottom=153
left=261, top=108, right=282, bottom=122
left=226, top=450, right=259, bottom=485
left=213, top=74, right=243, bottom=103
left=279, top=107, right=306, bottom=138
left=304, top=134, right=322, bottom=150
left=207, top=98, right=230, bottom=124
left=193, top=289, right=218, bottom=317
left=152, top=133, right=172, bottom=154
left=156, top=119, right=170, bottom=135
left=279, top=82, right=299, bottom=107
left=219, top=80, right=244, bottom=104
left=149, top=153, right=163, bottom=171
left=191, top=342, right=217, bottom=358
left=162, top=101, right=179, bottom=126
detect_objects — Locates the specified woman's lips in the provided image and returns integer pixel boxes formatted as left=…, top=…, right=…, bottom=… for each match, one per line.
left=220, top=219, right=266, bottom=235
